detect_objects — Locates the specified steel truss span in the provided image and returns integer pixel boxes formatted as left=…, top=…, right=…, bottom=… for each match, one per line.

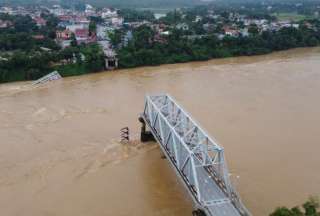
left=141, top=94, right=251, bottom=216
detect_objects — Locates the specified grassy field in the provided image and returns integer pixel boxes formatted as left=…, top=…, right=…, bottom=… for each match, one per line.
left=136, top=8, right=173, bottom=13
left=274, top=13, right=309, bottom=21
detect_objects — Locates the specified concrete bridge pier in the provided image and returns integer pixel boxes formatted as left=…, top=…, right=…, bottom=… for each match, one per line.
left=139, top=116, right=155, bottom=142
left=192, top=209, right=207, bottom=216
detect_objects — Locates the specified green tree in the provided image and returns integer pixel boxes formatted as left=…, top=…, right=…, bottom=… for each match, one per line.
left=70, top=33, right=77, bottom=47
left=133, top=25, right=155, bottom=49
left=89, top=20, right=97, bottom=36
left=108, top=29, right=124, bottom=47
left=248, top=24, right=259, bottom=35
left=118, top=9, right=155, bottom=22
left=270, top=197, right=320, bottom=216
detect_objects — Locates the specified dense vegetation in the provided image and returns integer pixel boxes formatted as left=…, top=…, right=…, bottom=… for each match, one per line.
left=0, top=14, right=59, bottom=51
left=1, top=2, right=320, bottom=83
left=0, top=43, right=105, bottom=83
left=2, top=0, right=320, bottom=12
left=116, top=20, right=320, bottom=68
left=270, top=197, right=320, bottom=216
left=0, top=0, right=201, bottom=9
left=0, top=14, right=105, bottom=83
left=215, top=0, right=320, bottom=17
left=118, top=9, right=155, bottom=22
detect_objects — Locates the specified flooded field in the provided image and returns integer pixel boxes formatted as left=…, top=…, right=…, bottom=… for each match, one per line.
left=1, top=47, right=320, bottom=216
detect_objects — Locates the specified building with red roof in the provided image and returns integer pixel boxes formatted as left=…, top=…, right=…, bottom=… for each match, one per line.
left=75, top=28, right=89, bottom=44
left=56, top=29, right=72, bottom=40
left=33, top=17, right=47, bottom=27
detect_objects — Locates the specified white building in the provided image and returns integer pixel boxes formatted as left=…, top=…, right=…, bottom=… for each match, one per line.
left=97, top=25, right=110, bottom=40
left=111, top=17, right=124, bottom=26
left=101, top=8, right=117, bottom=19
left=66, top=24, right=89, bottom=32
left=176, top=23, right=189, bottom=31
left=85, top=4, right=95, bottom=15
left=0, top=7, right=13, bottom=14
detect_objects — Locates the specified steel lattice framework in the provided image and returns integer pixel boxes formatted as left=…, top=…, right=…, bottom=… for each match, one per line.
left=141, top=94, right=251, bottom=216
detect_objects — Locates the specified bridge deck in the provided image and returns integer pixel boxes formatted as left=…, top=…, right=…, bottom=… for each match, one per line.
left=141, top=94, right=250, bottom=216
left=197, top=167, right=240, bottom=216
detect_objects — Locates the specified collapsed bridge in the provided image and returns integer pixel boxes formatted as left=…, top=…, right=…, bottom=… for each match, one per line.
left=139, top=94, right=251, bottom=216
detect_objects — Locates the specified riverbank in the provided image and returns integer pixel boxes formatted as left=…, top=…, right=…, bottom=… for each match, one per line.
left=63, top=46, right=320, bottom=80
left=1, top=46, right=319, bottom=87
left=1, top=23, right=320, bottom=84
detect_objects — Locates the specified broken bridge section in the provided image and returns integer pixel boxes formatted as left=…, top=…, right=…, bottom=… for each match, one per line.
left=140, top=94, right=251, bottom=216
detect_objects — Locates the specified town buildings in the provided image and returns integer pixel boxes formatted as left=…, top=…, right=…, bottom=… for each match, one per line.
left=1, top=3, right=319, bottom=70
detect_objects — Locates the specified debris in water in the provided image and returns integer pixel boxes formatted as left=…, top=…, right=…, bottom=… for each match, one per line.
left=120, top=127, right=130, bottom=143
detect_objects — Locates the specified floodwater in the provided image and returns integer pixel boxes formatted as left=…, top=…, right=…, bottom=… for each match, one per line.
left=1, top=47, right=320, bottom=216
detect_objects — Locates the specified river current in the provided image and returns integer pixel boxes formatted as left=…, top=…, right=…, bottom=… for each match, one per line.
left=0, top=48, right=320, bottom=216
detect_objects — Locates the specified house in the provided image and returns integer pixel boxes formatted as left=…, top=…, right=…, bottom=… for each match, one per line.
left=254, top=19, right=268, bottom=25
left=60, top=40, right=72, bottom=48
left=240, top=28, right=249, bottom=37
left=56, top=29, right=72, bottom=40
left=85, top=4, right=95, bottom=15
left=303, top=21, right=313, bottom=29
left=50, top=5, right=64, bottom=16
left=176, top=23, right=189, bottom=31
left=58, top=21, right=70, bottom=28
left=34, top=17, right=47, bottom=27
left=75, top=28, right=89, bottom=43
left=101, top=8, right=117, bottom=19
left=111, top=17, right=124, bottom=26
left=40, top=47, right=52, bottom=52
left=0, top=56, right=8, bottom=61
left=75, top=16, right=90, bottom=25
left=75, top=28, right=96, bottom=44
left=123, top=30, right=133, bottom=46
left=96, top=25, right=109, bottom=40
left=58, top=15, right=73, bottom=22
left=160, top=31, right=170, bottom=36
left=0, top=7, right=13, bottom=14
left=32, top=35, right=45, bottom=40
left=292, top=24, right=300, bottom=29
left=0, top=20, right=13, bottom=28
left=66, top=23, right=89, bottom=32
left=195, top=15, right=202, bottom=22
left=217, top=34, right=225, bottom=40
left=223, top=26, right=239, bottom=37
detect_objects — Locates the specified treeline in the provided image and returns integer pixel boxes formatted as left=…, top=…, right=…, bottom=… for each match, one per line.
left=0, top=14, right=105, bottom=83
left=0, top=43, right=105, bottom=83
left=270, top=197, right=320, bottom=216
left=116, top=21, right=320, bottom=68
left=0, top=14, right=58, bottom=82
left=118, top=9, right=155, bottom=23
left=0, top=0, right=202, bottom=8
left=213, top=0, right=320, bottom=16
left=0, top=14, right=59, bottom=51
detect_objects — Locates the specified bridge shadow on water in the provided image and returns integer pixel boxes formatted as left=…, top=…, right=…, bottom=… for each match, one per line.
left=140, top=144, right=194, bottom=216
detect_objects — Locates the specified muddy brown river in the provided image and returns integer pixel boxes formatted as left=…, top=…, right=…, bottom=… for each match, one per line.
left=1, top=48, right=320, bottom=216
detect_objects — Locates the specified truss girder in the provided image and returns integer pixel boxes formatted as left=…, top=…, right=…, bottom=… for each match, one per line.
left=142, top=94, right=251, bottom=216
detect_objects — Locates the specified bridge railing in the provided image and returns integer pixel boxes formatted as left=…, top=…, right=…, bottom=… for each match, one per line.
left=143, top=94, right=251, bottom=216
